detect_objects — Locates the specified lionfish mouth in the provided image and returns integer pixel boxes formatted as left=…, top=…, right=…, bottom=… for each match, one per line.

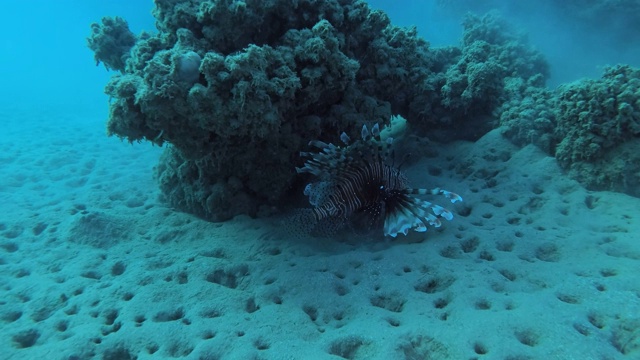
left=295, top=123, right=462, bottom=237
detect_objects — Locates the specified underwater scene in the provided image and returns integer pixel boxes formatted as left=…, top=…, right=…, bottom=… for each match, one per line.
left=1, top=0, right=639, bottom=359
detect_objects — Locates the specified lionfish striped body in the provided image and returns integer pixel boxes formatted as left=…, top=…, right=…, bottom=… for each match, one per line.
left=295, top=123, right=462, bottom=237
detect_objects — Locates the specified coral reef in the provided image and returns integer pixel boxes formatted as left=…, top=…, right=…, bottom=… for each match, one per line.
left=498, top=74, right=556, bottom=154
left=89, top=1, right=548, bottom=220
left=88, top=1, right=420, bottom=220
left=554, top=65, right=640, bottom=195
left=498, top=64, right=640, bottom=197
left=434, top=12, right=548, bottom=141
left=87, top=16, right=137, bottom=73
left=442, top=12, right=548, bottom=113
left=91, top=0, right=425, bottom=220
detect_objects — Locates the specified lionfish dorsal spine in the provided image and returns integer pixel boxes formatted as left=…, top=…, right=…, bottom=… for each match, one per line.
left=371, top=123, right=380, bottom=138
left=361, top=124, right=371, bottom=141
left=340, top=132, right=350, bottom=145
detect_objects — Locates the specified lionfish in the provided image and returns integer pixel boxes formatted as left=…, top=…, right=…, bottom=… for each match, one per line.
left=294, top=123, right=462, bottom=238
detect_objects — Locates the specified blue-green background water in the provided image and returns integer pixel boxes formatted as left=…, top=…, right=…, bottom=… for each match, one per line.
left=1, top=0, right=638, bottom=112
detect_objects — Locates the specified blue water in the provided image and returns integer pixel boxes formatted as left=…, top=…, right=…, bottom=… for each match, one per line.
left=0, top=0, right=636, bottom=110
left=1, top=0, right=637, bottom=112
left=1, top=1, right=639, bottom=359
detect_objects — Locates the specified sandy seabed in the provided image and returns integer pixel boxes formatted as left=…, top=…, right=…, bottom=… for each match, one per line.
left=1, top=105, right=639, bottom=359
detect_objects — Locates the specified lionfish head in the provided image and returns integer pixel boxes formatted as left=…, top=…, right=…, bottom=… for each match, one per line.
left=294, top=123, right=462, bottom=238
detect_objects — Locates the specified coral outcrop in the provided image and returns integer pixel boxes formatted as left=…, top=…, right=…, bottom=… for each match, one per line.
left=88, top=1, right=548, bottom=220
left=498, top=75, right=556, bottom=154
left=87, top=16, right=136, bottom=73
left=554, top=65, right=640, bottom=195
left=434, top=12, right=548, bottom=141
left=498, top=64, right=640, bottom=196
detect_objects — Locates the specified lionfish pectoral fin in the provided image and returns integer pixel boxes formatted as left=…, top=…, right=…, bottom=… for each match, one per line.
left=413, top=201, right=445, bottom=226
left=384, top=201, right=423, bottom=237
left=442, top=190, right=463, bottom=203
left=383, top=208, right=405, bottom=237
left=422, top=188, right=463, bottom=203
left=397, top=196, right=444, bottom=230
left=431, top=204, right=454, bottom=221
left=412, top=220, right=427, bottom=232
left=385, top=219, right=412, bottom=237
